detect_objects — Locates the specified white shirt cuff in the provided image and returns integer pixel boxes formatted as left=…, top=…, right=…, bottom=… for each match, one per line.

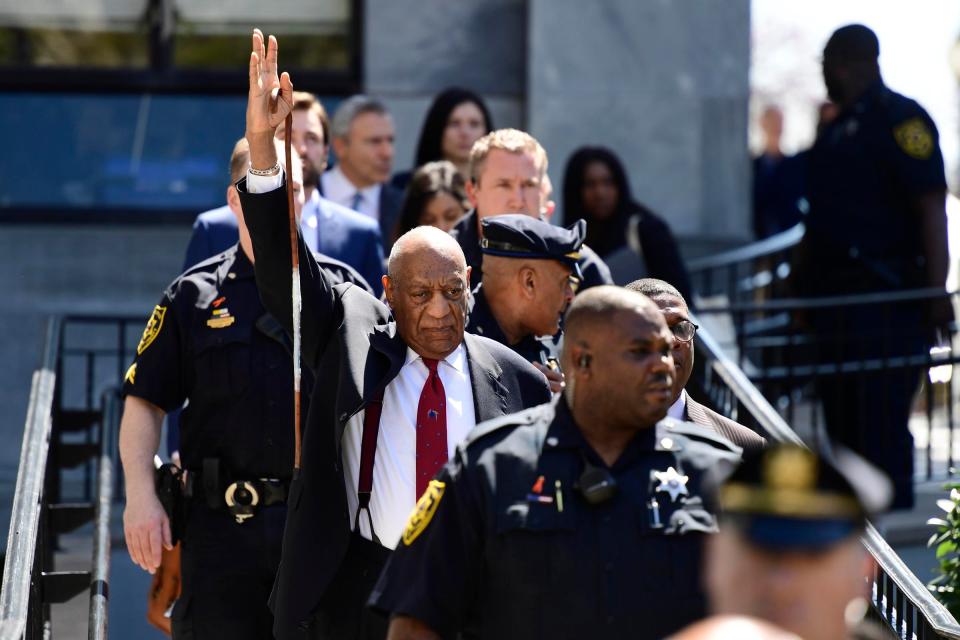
left=246, top=169, right=284, bottom=194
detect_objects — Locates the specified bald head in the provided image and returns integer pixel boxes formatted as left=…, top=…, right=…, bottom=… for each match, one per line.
left=383, top=226, right=471, bottom=360
left=564, top=285, right=666, bottom=354
left=668, top=616, right=801, bottom=640
left=387, top=225, right=466, bottom=280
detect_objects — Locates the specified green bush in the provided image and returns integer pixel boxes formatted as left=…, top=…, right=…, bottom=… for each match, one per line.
left=928, top=481, right=960, bottom=618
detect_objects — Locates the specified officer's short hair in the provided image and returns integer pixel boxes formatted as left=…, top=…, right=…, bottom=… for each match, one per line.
left=824, top=24, right=880, bottom=62
left=291, top=91, right=331, bottom=146
left=330, top=95, right=390, bottom=141
left=625, top=278, right=686, bottom=306
left=229, top=138, right=251, bottom=184
left=469, top=128, right=548, bottom=185
left=564, top=286, right=657, bottom=346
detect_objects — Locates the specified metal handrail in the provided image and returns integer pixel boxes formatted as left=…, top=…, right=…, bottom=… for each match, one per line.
left=697, top=318, right=960, bottom=637
left=863, top=524, right=960, bottom=639
left=687, top=223, right=804, bottom=272
left=693, top=318, right=801, bottom=445
left=0, top=317, right=61, bottom=639
left=88, top=389, right=118, bottom=640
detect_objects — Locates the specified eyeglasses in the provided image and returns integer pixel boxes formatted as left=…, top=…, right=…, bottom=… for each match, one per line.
left=670, top=320, right=698, bottom=343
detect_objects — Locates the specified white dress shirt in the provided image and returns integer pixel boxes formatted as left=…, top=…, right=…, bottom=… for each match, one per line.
left=342, top=345, right=475, bottom=549
left=321, top=165, right=382, bottom=222
left=246, top=169, right=476, bottom=548
left=667, top=388, right=688, bottom=421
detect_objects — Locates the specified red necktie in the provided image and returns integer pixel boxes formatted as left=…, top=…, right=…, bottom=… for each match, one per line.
left=416, top=358, right=448, bottom=498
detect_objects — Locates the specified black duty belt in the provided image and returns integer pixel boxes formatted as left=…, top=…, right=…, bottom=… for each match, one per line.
left=185, top=460, right=290, bottom=524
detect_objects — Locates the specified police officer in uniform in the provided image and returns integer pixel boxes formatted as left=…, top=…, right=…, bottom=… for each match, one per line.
left=370, top=286, right=742, bottom=640
left=119, top=138, right=370, bottom=639
left=467, top=214, right=584, bottom=391
left=701, top=443, right=892, bottom=640
left=795, top=24, right=952, bottom=509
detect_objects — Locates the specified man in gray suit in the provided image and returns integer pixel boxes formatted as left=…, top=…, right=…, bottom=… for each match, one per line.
left=239, top=30, right=552, bottom=640
left=626, top=278, right=766, bottom=452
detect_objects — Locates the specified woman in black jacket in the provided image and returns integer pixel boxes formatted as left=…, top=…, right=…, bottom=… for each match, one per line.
left=562, top=146, right=693, bottom=301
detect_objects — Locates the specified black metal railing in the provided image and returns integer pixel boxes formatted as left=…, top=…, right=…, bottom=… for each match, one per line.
left=692, top=315, right=960, bottom=639
left=693, top=288, right=959, bottom=483
left=0, top=315, right=138, bottom=640
left=688, top=222, right=804, bottom=304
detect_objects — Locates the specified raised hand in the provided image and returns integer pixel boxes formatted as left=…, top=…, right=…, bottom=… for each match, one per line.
left=246, top=29, right=294, bottom=169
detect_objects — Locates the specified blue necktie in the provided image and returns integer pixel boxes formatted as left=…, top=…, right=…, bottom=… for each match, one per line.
left=351, top=191, right=363, bottom=212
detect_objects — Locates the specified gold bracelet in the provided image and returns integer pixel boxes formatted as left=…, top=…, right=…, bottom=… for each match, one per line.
left=249, top=162, right=281, bottom=177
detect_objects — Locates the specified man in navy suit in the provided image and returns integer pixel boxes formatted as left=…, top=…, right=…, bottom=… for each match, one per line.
left=183, top=92, right=385, bottom=297
left=322, top=95, right=404, bottom=250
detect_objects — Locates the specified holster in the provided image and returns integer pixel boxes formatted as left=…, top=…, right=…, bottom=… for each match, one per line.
left=155, top=463, right=186, bottom=546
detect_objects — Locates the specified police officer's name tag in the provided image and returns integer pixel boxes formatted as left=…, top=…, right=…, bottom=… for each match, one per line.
left=403, top=480, right=445, bottom=545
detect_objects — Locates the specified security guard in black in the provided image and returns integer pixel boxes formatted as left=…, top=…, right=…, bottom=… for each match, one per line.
left=466, top=214, right=583, bottom=369
left=369, top=399, right=741, bottom=639
left=123, top=244, right=369, bottom=639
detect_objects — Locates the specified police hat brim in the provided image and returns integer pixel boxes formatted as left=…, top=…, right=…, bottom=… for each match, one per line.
left=480, top=246, right=583, bottom=279
left=728, top=513, right=861, bottom=552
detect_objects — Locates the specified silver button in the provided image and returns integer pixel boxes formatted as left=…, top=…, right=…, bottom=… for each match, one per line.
left=546, top=436, right=559, bottom=447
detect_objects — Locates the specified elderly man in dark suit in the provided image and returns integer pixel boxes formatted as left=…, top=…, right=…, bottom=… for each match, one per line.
left=239, top=30, right=552, bottom=640
left=626, top=278, right=765, bottom=453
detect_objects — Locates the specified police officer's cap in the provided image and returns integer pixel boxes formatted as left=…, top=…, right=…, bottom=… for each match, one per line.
left=719, top=443, right=891, bottom=551
left=480, top=214, right=586, bottom=278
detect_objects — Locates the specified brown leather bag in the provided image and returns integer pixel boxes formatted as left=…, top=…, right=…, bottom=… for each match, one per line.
left=146, top=543, right=182, bottom=635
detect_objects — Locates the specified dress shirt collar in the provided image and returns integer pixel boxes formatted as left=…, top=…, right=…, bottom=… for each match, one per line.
left=325, top=165, right=382, bottom=212
left=666, top=388, right=687, bottom=421
left=403, top=343, right=467, bottom=374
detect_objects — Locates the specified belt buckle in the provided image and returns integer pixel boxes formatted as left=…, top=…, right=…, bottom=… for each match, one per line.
left=224, top=480, right=260, bottom=524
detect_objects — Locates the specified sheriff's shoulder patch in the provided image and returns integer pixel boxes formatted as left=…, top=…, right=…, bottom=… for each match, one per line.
left=893, top=117, right=933, bottom=160
left=137, top=305, right=167, bottom=355
left=402, top=479, right=445, bottom=546
left=124, top=363, right=136, bottom=385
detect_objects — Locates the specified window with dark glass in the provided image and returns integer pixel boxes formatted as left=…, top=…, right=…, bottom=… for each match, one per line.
left=0, top=0, right=357, bottom=220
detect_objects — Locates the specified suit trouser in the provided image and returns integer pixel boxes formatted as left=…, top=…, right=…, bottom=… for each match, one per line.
left=307, top=533, right=391, bottom=640
left=172, top=501, right=286, bottom=640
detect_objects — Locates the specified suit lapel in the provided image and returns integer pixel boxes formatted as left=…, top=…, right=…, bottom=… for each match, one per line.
left=463, top=333, right=508, bottom=422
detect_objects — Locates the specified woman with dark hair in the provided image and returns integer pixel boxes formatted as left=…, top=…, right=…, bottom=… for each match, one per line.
left=562, top=146, right=693, bottom=300
left=392, top=87, right=493, bottom=189
left=393, top=161, right=469, bottom=242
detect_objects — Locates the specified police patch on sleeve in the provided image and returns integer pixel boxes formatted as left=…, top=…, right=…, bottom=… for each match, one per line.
left=402, top=479, right=445, bottom=546
left=893, top=117, right=934, bottom=160
left=137, top=305, right=167, bottom=355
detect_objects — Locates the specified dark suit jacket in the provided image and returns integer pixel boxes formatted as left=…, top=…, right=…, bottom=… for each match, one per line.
left=378, top=183, right=403, bottom=251
left=182, top=199, right=385, bottom=297
left=239, top=180, right=552, bottom=640
left=684, top=395, right=766, bottom=453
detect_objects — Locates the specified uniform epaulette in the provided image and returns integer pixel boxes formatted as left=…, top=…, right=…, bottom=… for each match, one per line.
left=657, top=417, right=743, bottom=455
left=463, top=401, right=555, bottom=449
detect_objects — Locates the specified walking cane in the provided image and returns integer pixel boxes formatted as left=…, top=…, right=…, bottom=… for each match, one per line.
left=283, top=112, right=303, bottom=470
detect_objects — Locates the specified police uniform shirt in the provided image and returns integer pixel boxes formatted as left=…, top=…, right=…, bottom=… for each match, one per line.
left=466, top=283, right=561, bottom=367
left=123, top=245, right=317, bottom=479
left=369, top=398, right=742, bottom=640
left=805, top=80, right=947, bottom=293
